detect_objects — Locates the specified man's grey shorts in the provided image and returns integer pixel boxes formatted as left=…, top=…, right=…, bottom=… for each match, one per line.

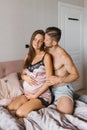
left=52, top=83, right=74, bottom=102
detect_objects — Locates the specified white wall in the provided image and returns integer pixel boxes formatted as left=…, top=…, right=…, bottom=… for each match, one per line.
left=0, top=0, right=58, bottom=61
left=83, top=0, right=87, bottom=88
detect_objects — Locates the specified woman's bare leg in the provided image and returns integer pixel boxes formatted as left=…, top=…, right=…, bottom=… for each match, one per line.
left=16, top=98, right=45, bottom=118
left=7, top=95, right=27, bottom=111
left=56, top=96, right=74, bottom=114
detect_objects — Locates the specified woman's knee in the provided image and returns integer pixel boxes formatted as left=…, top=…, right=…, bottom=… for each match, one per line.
left=16, top=109, right=23, bottom=117
left=16, top=107, right=29, bottom=118
left=8, top=95, right=27, bottom=111
left=7, top=104, right=13, bottom=110
left=7, top=102, right=19, bottom=111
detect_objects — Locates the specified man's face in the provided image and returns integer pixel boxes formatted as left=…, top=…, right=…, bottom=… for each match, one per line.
left=44, top=34, right=53, bottom=48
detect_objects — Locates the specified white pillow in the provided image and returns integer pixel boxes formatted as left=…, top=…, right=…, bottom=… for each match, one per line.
left=0, top=73, right=23, bottom=106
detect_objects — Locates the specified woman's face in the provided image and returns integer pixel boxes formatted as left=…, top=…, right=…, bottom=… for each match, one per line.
left=32, top=34, right=44, bottom=50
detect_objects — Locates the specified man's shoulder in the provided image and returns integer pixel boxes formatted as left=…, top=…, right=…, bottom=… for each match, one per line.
left=56, top=46, right=72, bottom=60
left=56, top=46, right=66, bottom=55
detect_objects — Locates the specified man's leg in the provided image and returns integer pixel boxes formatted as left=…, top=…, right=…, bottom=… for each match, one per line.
left=56, top=96, right=74, bottom=114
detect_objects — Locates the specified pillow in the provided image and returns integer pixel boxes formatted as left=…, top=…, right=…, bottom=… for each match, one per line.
left=0, top=73, right=23, bottom=106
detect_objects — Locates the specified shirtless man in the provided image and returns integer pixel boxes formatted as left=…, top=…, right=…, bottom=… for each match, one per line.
left=44, top=27, right=79, bottom=114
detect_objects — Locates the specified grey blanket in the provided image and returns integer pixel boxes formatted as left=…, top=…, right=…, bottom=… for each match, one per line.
left=0, top=93, right=87, bottom=130
left=24, top=100, right=87, bottom=130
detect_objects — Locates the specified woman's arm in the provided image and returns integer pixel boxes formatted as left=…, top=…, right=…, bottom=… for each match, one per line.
left=21, top=54, right=37, bottom=85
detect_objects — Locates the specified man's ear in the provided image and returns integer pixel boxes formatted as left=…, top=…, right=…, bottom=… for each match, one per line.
left=53, top=41, right=57, bottom=46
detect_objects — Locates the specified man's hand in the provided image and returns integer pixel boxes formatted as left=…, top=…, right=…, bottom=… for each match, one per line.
left=46, top=76, right=62, bottom=86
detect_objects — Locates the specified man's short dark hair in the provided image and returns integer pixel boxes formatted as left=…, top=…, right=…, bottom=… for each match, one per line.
left=45, top=27, right=61, bottom=42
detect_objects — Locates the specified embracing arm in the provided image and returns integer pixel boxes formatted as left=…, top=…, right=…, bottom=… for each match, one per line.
left=46, top=53, right=79, bottom=86
left=61, top=56, right=79, bottom=83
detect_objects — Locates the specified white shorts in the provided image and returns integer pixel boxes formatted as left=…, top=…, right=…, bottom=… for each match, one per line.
left=52, top=83, right=74, bottom=102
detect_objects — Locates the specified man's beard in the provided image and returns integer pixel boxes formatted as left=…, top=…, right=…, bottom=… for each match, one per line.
left=44, top=45, right=53, bottom=49
left=44, top=45, right=53, bottom=51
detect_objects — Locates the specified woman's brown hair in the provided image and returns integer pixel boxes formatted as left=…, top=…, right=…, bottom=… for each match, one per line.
left=24, top=30, right=45, bottom=68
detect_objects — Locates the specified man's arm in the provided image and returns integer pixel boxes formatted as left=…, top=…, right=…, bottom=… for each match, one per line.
left=59, top=54, right=79, bottom=83
left=46, top=53, right=79, bottom=86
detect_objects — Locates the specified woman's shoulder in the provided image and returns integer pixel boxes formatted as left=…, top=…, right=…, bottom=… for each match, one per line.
left=44, top=52, right=52, bottom=61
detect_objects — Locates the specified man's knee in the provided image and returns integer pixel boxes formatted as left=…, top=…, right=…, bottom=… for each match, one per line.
left=57, top=105, right=73, bottom=114
left=56, top=97, right=74, bottom=114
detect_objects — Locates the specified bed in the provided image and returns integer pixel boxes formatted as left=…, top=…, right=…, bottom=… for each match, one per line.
left=0, top=60, right=87, bottom=130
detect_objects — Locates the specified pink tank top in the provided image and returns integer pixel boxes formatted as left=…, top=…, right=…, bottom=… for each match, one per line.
left=23, top=53, right=52, bottom=103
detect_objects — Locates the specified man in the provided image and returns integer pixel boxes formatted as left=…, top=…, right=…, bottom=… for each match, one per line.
left=44, top=27, right=79, bottom=114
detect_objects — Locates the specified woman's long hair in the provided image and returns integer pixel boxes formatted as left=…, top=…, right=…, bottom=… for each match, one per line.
left=24, top=30, right=45, bottom=68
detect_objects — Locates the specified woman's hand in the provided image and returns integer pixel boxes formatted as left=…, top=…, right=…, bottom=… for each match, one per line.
left=25, top=75, right=37, bottom=86
left=21, top=69, right=37, bottom=86
left=25, top=92, right=37, bottom=99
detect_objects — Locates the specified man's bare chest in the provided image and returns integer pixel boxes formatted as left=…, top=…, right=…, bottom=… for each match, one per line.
left=53, top=56, right=63, bottom=71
